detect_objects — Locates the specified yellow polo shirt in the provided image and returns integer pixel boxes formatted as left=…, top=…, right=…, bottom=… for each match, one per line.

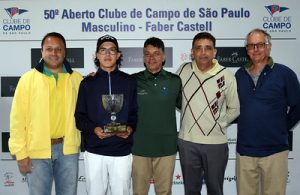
left=43, top=65, right=68, bottom=138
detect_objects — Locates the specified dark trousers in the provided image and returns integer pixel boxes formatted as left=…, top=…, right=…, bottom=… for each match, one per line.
left=178, top=139, right=228, bottom=195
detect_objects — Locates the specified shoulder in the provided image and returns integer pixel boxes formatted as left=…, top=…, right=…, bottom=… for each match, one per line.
left=118, top=70, right=137, bottom=83
left=70, top=70, right=83, bottom=82
left=71, top=70, right=82, bottom=78
left=80, top=75, right=95, bottom=85
left=164, top=70, right=181, bottom=81
left=21, top=69, right=35, bottom=78
left=119, top=70, right=134, bottom=78
left=215, top=63, right=234, bottom=77
left=19, top=69, right=40, bottom=82
left=176, top=62, right=192, bottom=73
left=132, top=70, right=146, bottom=83
left=274, top=63, right=296, bottom=75
left=273, top=63, right=299, bottom=83
left=235, top=67, right=245, bottom=77
left=16, top=71, right=32, bottom=89
left=132, top=70, right=144, bottom=78
left=176, top=62, right=193, bottom=80
left=14, top=69, right=43, bottom=92
left=222, top=67, right=235, bottom=78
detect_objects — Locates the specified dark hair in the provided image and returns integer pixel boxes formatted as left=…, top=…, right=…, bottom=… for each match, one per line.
left=41, top=32, right=66, bottom=50
left=94, top=35, right=122, bottom=67
left=192, top=32, right=216, bottom=48
left=144, top=37, right=166, bottom=66
left=144, top=37, right=165, bottom=52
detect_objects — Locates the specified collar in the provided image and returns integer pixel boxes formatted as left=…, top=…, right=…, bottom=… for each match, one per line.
left=144, top=68, right=167, bottom=79
left=192, top=59, right=223, bottom=75
left=244, top=57, right=274, bottom=69
left=43, top=64, right=67, bottom=76
left=96, top=67, right=119, bottom=77
left=35, top=59, right=73, bottom=74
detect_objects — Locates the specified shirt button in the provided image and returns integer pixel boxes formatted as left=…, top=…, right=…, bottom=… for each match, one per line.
left=154, top=83, right=157, bottom=86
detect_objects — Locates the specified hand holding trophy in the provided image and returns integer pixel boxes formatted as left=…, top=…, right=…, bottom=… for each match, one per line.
left=102, top=94, right=127, bottom=134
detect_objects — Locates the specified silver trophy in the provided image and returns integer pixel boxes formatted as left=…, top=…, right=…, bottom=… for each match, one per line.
left=102, top=94, right=127, bottom=133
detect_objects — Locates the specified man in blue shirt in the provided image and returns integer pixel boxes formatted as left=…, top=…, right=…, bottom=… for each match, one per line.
left=235, top=28, right=300, bottom=195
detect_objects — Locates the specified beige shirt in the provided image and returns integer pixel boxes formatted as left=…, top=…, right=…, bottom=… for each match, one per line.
left=176, top=59, right=240, bottom=144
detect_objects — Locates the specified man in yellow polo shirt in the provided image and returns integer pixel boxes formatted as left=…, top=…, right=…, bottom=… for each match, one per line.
left=9, top=32, right=82, bottom=195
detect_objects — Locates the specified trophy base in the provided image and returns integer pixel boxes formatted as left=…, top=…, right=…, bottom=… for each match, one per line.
left=103, top=124, right=127, bottom=134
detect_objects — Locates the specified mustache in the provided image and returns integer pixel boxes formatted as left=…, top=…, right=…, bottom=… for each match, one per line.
left=198, top=56, right=210, bottom=60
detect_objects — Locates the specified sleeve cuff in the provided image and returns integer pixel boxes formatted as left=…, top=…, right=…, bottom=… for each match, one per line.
left=15, top=150, right=29, bottom=160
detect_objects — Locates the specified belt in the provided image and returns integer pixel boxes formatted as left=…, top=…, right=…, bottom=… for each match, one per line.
left=51, top=138, right=63, bottom=145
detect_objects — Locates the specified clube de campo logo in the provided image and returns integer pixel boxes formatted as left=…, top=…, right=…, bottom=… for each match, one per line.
left=265, top=4, right=289, bottom=16
left=5, top=7, right=28, bottom=18
left=262, top=4, right=292, bottom=33
left=2, top=7, right=31, bottom=35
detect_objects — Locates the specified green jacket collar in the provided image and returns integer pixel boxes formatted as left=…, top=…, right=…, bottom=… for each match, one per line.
left=43, top=64, right=68, bottom=80
left=43, top=64, right=67, bottom=75
left=144, top=68, right=167, bottom=79
left=245, top=57, right=274, bottom=69
left=35, top=59, right=73, bottom=74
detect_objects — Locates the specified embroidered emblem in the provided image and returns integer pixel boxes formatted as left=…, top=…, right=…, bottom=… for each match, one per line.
left=217, top=76, right=225, bottom=88
left=138, top=89, right=148, bottom=95
left=161, top=86, right=169, bottom=96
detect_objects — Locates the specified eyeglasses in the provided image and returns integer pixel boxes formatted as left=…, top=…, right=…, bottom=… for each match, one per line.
left=246, top=42, right=269, bottom=50
left=98, top=48, right=118, bottom=55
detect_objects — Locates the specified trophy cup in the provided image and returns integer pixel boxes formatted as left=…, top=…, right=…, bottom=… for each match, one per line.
left=102, top=94, right=127, bottom=133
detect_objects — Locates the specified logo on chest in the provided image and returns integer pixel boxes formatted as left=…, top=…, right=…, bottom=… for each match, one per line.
left=137, top=89, right=148, bottom=95
left=161, top=86, right=169, bottom=96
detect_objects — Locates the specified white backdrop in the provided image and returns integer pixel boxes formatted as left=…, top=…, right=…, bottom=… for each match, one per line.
left=0, top=0, right=299, bottom=194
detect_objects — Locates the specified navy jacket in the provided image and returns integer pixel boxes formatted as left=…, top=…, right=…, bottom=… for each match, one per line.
left=235, top=62, right=300, bottom=157
left=75, top=68, right=138, bottom=156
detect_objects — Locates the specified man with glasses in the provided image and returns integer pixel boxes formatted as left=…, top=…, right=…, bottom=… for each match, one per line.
left=235, top=28, right=300, bottom=195
left=132, top=37, right=182, bottom=195
left=75, top=35, right=138, bottom=195
left=176, top=32, right=240, bottom=195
